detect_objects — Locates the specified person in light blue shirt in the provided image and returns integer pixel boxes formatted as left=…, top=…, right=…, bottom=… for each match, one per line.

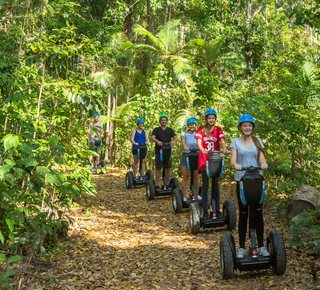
left=180, top=118, right=200, bottom=201
left=230, top=114, right=269, bottom=259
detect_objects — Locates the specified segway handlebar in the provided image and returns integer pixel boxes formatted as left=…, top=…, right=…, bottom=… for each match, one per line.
left=161, top=142, right=171, bottom=147
left=206, top=150, right=230, bottom=154
left=241, top=166, right=262, bottom=171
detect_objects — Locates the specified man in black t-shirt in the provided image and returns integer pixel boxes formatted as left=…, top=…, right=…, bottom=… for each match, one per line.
left=151, top=114, right=179, bottom=187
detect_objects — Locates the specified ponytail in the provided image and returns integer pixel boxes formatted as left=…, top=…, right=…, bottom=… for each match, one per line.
left=251, top=136, right=265, bottom=160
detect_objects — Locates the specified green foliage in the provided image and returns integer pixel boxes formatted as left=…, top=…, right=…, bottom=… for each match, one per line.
left=289, top=209, right=320, bottom=255
left=0, top=254, right=22, bottom=287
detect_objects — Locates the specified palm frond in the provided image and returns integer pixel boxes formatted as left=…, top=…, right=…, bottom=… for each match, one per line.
left=171, top=56, right=194, bottom=82
left=302, top=61, right=317, bottom=83
left=93, top=71, right=114, bottom=88
left=133, top=24, right=165, bottom=52
left=158, top=19, right=181, bottom=54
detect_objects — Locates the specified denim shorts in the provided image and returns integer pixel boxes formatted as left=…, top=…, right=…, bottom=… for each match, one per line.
left=181, top=152, right=188, bottom=167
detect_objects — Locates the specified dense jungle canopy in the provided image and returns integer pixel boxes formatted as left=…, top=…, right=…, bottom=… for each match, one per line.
left=0, top=0, right=320, bottom=287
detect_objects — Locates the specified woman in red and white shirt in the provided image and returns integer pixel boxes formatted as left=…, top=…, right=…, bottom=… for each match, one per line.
left=195, top=109, right=228, bottom=219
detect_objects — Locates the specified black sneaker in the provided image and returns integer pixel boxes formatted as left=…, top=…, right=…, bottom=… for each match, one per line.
left=156, top=186, right=160, bottom=190
left=203, top=212, right=208, bottom=220
left=216, top=210, right=223, bottom=219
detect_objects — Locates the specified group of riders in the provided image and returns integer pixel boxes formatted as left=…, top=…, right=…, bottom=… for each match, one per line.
left=87, top=109, right=270, bottom=259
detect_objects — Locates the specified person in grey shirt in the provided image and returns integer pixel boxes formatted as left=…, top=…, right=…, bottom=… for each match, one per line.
left=180, top=118, right=200, bottom=201
left=230, top=114, right=269, bottom=259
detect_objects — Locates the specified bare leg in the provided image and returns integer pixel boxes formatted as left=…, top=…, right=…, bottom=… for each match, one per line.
left=156, top=169, right=161, bottom=187
left=96, top=155, right=100, bottom=168
left=89, top=156, right=94, bottom=168
left=165, top=168, right=171, bottom=185
left=133, top=155, right=138, bottom=177
left=141, top=159, right=145, bottom=175
left=181, top=167, right=190, bottom=198
left=194, top=171, right=200, bottom=196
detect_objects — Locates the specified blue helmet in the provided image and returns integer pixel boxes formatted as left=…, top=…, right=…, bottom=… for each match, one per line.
left=238, top=114, right=255, bottom=127
left=137, top=118, right=144, bottom=125
left=94, top=113, right=100, bottom=117
left=187, top=118, right=197, bottom=125
left=205, top=109, right=217, bottom=117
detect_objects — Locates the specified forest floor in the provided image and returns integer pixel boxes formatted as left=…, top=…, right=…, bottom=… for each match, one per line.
left=13, top=168, right=320, bottom=289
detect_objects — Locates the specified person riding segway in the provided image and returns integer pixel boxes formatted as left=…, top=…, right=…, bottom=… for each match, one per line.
left=146, top=114, right=180, bottom=200
left=125, top=119, right=153, bottom=189
left=172, top=118, right=201, bottom=213
left=87, top=113, right=105, bottom=173
left=189, top=109, right=236, bottom=233
left=220, top=114, right=286, bottom=279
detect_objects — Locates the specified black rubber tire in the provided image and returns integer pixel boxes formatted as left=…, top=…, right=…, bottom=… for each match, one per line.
left=189, top=203, right=200, bottom=234
left=146, top=179, right=156, bottom=200
left=268, top=229, right=286, bottom=275
left=172, top=188, right=183, bottom=213
left=223, top=199, right=237, bottom=230
left=170, top=177, right=180, bottom=190
left=146, top=169, right=154, bottom=180
left=100, top=160, right=106, bottom=168
left=125, top=171, right=134, bottom=189
left=220, top=232, right=235, bottom=279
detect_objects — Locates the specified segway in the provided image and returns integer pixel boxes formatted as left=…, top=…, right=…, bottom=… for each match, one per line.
left=146, top=143, right=180, bottom=200
left=172, top=148, right=201, bottom=213
left=91, top=136, right=106, bottom=174
left=125, top=143, right=153, bottom=189
left=220, top=167, right=286, bottom=279
left=189, top=150, right=237, bottom=234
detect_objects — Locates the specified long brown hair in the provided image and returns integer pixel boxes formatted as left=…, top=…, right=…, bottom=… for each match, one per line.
left=202, top=115, right=216, bottom=137
left=251, top=135, right=265, bottom=160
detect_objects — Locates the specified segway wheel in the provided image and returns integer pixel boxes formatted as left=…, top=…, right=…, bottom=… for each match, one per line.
left=170, top=177, right=180, bottom=190
left=125, top=171, right=134, bottom=189
left=220, top=232, right=235, bottom=279
left=223, top=199, right=237, bottom=230
left=189, top=203, right=200, bottom=234
left=267, top=229, right=286, bottom=275
left=146, top=169, right=154, bottom=180
left=172, top=188, right=183, bottom=213
left=146, top=179, right=156, bottom=200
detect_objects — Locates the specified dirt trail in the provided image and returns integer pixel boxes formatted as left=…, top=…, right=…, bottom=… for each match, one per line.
left=22, top=169, right=317, bottom=289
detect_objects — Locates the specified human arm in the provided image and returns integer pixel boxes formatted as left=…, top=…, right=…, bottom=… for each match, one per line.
left=181, top=135, right=189, bottom=152
left=197, top=138, right=208, bottom=155
left=151, top=134, right=163, bottom=146
left=219, top=139, right=228, bottom=154
left=230, top=148, right=241, bottom=171
left=170, top=135, right=178, bottom=147
left=131, top=130, right=138, bottom=146
left=259, top=151, right=268, bottom=170
left=87, top=124, right=94, bottom=138
left=145, top=132, right=150, bottom=145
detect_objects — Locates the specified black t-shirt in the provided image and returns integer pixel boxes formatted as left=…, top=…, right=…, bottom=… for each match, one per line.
left=152, top=126, right=176, bottom=154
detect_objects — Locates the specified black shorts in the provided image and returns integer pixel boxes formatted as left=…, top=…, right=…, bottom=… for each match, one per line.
left=89, top=143, right=100, bottom=154
left=155, top=154, right=172, bottom=169
left=132, top=149, right=138, bottom=155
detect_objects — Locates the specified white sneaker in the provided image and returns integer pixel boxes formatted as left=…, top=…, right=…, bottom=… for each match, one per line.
left=183, top=197, right=187, bottom=202
left=258, top=247, right=270, bottom=257
left=197, top=196, right=202, bottom=200
left=236, top=248, right=245, bottom=259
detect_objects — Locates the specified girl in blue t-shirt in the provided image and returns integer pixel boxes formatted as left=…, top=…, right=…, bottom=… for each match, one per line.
left=180, top=118, right=200, bottom=201
left=131, top=119, right=149, bottom=180
left=230, top=114, right=269, bottom=259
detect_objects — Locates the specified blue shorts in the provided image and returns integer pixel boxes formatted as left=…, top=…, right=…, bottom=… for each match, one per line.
left=181, top=152, right=188, bottom=167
